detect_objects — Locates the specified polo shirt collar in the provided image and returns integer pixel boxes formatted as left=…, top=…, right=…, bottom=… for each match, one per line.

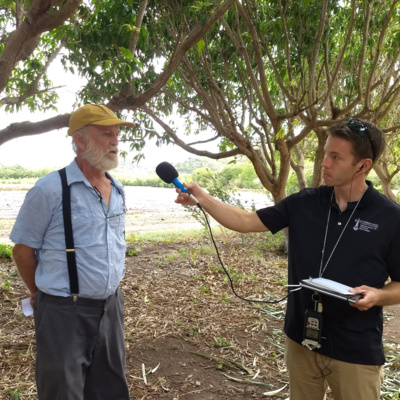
left=319, top=180, right=375, bottom=210
left=355, top=180, right=375, bottom=210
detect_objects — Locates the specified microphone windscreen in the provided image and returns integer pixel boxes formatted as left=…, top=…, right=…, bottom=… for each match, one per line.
left=156, top=162, right=179, bottom=184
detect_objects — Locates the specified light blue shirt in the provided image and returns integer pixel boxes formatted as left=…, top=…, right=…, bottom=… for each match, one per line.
left=10, top=160, right=126, bottom=299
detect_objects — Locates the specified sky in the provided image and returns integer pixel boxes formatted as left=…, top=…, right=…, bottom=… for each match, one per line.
left=0, top=62, right=78, bottom=169
left=0, top=61, right=217, bottom=171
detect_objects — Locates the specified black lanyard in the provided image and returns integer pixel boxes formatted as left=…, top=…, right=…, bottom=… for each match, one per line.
left=319, top=187, right=367, bottom=277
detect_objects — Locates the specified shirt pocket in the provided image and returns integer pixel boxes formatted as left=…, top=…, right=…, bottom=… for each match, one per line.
left=71, top=209, right=97, bottom=246
left=107, top=210, right=125, bottom=238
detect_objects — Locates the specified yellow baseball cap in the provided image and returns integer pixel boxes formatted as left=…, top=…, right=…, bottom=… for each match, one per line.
left=68, top=104, right=135, bottom=135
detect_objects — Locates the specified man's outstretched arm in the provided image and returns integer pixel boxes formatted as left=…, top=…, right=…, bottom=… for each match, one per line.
left=175, top=182, right=269, bottom=233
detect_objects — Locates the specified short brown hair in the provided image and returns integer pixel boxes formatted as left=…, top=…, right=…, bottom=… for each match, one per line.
left=328, top=119, right=385, bottom=165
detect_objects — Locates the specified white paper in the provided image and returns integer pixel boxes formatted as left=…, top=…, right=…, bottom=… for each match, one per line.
left=21, top=297, right=33, bottom=316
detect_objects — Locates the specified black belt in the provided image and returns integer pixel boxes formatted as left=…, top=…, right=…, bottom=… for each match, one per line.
left=39, top=290, right=116, bottom=308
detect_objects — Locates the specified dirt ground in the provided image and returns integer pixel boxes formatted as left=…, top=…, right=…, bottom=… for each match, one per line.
left=1, top=216, right=400, bottom=399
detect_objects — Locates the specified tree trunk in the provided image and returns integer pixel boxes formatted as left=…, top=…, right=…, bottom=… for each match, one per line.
left=374, top=164, right=398, bottom=202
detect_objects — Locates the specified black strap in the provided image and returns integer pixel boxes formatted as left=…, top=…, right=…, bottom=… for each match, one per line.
left=58, top=168, right=79, bottom=296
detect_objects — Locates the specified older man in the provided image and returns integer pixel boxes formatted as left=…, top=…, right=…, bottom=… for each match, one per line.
left=11, top=104, right=134, bottom=400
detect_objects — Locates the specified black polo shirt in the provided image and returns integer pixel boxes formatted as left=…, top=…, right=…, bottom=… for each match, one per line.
left=256, top=181, right=400, bottom=365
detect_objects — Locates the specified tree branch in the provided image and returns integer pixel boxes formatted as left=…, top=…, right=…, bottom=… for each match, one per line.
left=318, top=0, right=356, bottom=115
left=235, top=2, right=280, bottom=129
left=15, top=0, right=26, bottom=28
left=357, top=0, right=372, bottom=96
left=277, top=0, right=294, bottom=97
left=376, top=84, right=400, bottom=122
left=140, top=105, right=241, bottom=159
left=0, top=0, right=82, bottom=93
left=0, top=40, right=67, bottom=106
left=129, top=0, right=149, bottom=56
left=0, top=85, right=64, bottom=105
left=364, top=1, right=398, bottom=109
left=0, top=114, right=71, bottom=146
left=177, top=55, right=232, bottom=138
left=308, top=0, right=328, bottom=104
left=111, top=0, right=236, bottom=109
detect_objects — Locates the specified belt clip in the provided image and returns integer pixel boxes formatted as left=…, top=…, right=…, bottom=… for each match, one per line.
left=72, top=294, right=78, bottom=302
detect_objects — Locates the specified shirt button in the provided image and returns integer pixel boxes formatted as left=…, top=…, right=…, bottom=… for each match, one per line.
left=338, top=222, right=342, bottom=226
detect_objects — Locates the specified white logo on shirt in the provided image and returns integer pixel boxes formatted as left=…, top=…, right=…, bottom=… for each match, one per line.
left=353, top=218, right=378, bottom=232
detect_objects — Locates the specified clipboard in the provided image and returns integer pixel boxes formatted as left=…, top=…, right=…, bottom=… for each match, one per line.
left=300, top=277, right=363, bottom=303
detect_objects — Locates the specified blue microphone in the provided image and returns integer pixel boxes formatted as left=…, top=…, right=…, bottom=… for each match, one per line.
left=171, top=177, right=188, bottom=193
left=155, top=162, right=199, bottom=204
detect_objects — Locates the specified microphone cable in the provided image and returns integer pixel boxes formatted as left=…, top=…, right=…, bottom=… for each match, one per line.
left=154, top=161, right=299, bottom=304
left=195, top=202, right=301, bottom=304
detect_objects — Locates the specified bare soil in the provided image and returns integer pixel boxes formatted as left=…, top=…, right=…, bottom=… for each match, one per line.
left=1, top=215, right=400, bottom=399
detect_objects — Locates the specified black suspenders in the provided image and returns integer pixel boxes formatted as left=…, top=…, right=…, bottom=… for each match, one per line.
left=58, top=168, right=79, bottom=300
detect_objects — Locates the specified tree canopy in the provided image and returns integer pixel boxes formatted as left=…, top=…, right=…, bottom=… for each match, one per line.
left=1, top=0, right=400, bottom=201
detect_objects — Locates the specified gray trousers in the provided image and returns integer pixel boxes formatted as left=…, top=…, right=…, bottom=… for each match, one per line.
left=33, top=288, right=130, bottom=400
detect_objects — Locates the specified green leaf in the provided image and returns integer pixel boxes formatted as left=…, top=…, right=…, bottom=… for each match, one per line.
left=196, top=39, right=205, bottom=56
left=276, top=128, right=285, bottom=139
left=119, top=47, right=133, bottom=60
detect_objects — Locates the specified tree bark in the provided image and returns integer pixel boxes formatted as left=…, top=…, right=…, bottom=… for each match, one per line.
left=0, top=114, right=71, bottom=146
left=0, top=0, right=82, bottom=93
left=374, top=163, right=398, bottom=202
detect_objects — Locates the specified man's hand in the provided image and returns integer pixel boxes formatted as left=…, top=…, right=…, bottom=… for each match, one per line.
left=349, top=281, right=400, bottom=311
left=175, top=182, right=204, bottom=206
left=349, top=285, right=380, bottom=311
left=29, top=291, right=37, bottom=307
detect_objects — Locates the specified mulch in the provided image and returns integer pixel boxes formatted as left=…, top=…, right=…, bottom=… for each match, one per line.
left=1, top=231, right=400, bottom=399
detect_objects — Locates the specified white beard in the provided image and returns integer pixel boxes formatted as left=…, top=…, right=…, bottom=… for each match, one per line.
left=81, top=141, right=119, bottom=171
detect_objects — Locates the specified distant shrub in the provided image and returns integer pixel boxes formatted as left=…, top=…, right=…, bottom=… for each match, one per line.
left=0, top=165, right=51, bottom=180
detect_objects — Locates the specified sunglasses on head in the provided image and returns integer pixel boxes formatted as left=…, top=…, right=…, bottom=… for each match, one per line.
left=347, top=118, right=375, bottom=161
